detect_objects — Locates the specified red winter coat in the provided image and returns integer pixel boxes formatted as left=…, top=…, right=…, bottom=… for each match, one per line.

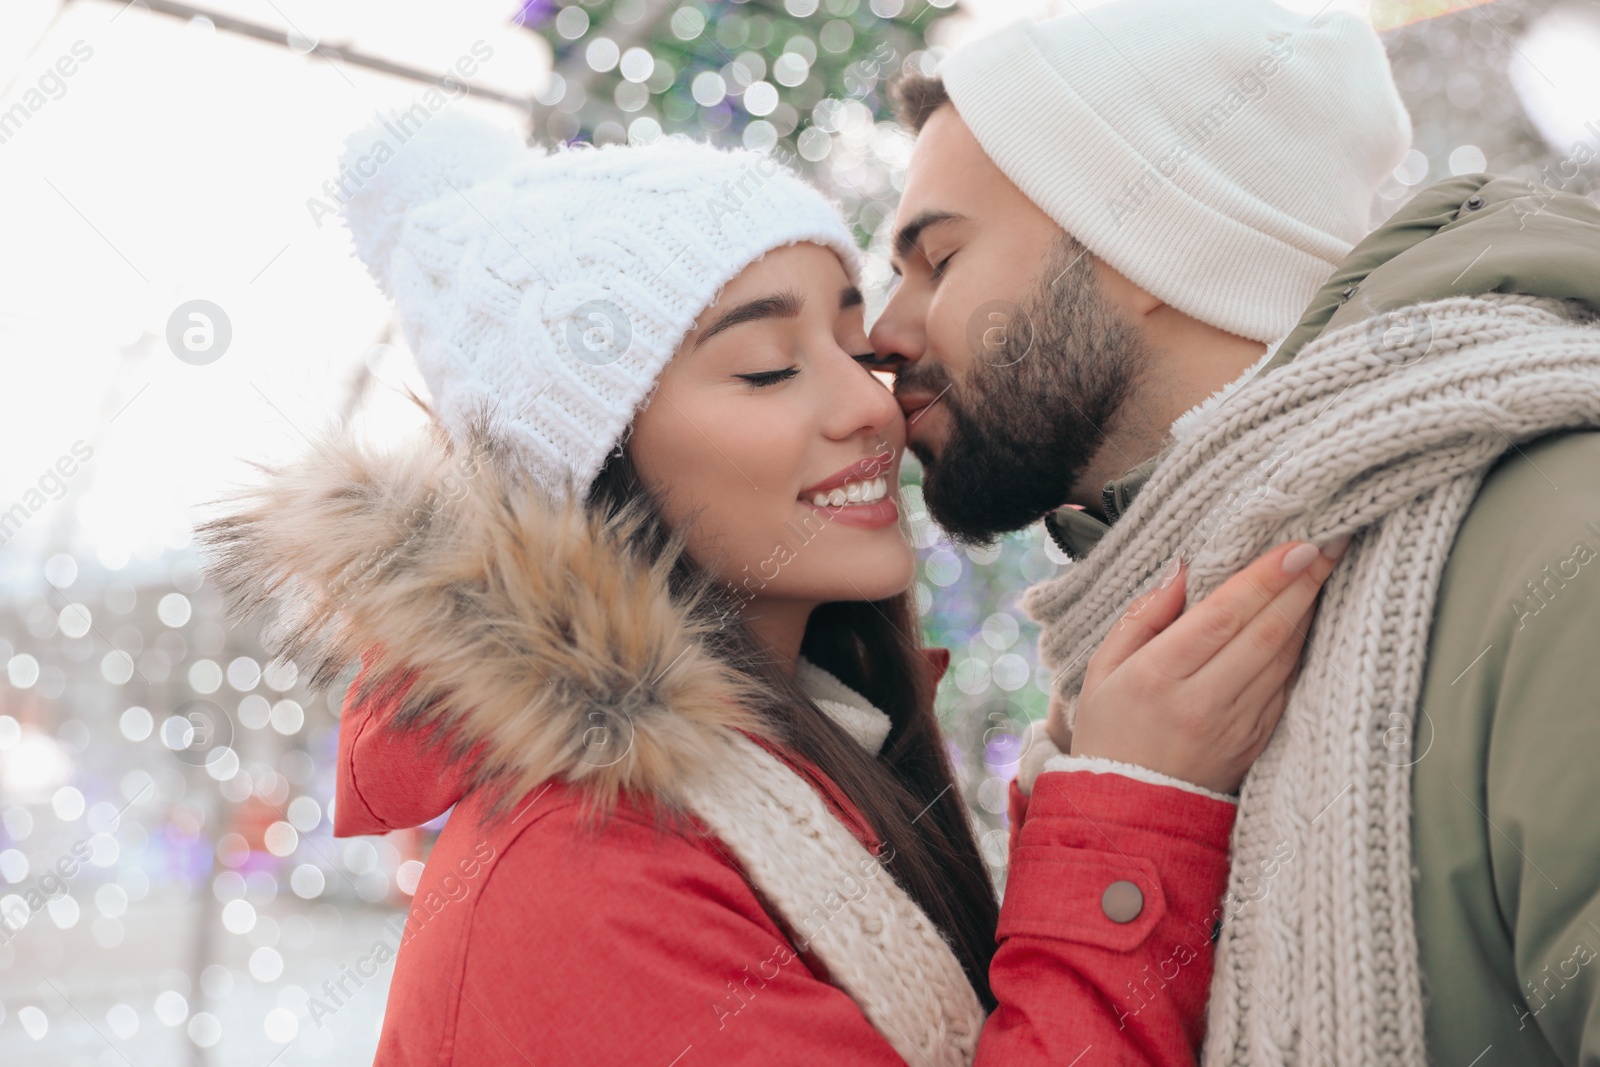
left=202, top=425, right=1235, bottom=1065
left=334, top=647, right=1236, bottom=1066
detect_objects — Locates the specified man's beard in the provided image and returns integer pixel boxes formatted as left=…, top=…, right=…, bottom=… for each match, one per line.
left=900, top=235, right=1151, bottom=546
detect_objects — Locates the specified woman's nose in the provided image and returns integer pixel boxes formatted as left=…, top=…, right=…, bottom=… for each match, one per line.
left=830, top=351, right=905, bottom=442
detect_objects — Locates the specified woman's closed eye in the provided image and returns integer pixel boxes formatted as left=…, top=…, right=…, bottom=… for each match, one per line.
left=736, top=367, right=800, bottom=389
left=735, top=353, right=885, bottom=387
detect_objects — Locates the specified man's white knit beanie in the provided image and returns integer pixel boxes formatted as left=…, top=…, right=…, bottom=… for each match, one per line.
left=338, top=108, right=861, bottom=498
left=940, top=0, right=1412, bottom=343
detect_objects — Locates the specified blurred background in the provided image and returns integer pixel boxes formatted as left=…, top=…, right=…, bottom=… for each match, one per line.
left=2, top=0, right=1598, bottom=1061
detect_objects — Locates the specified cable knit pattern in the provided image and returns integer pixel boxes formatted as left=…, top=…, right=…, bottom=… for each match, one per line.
left=336, top=107, right=861, bottom=500
left=1020, top=295, right=1600, bottom=1065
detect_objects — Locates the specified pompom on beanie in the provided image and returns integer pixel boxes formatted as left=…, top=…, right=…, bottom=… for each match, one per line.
left=940, top=0, right=1413, bottom=343
left=337, top=108, right=862, bottom=498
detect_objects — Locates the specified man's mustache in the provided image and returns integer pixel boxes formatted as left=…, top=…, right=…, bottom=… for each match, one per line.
left=892, top=365, right=954, bottom=402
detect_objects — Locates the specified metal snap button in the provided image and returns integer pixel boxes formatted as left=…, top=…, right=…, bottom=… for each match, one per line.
left=1465, top=194, right=1486, bottom=211
left=1102, top=880, right=1144, bottom=923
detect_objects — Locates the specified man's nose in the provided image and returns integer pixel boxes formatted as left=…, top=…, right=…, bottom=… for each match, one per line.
left=869, top=290, right=926, bottom=414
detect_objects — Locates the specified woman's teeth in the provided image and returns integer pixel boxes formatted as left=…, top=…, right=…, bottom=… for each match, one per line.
left=810, top=476, right=888, bottom=508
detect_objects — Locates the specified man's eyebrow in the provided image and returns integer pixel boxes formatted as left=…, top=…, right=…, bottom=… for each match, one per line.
left=840, top=285, right=863, bottom=310
left=893, top=210, right=967, bottom=261
left=693, top=290, right=804, bottom=349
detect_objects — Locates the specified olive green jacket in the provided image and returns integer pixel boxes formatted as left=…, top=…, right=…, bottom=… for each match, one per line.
left=1043, top=175, right=1600, bottom=1066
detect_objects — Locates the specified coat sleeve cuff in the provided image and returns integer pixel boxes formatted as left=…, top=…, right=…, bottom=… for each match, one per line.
left=1013, top=719, right=1238, bottom=805
left=1041, top=753, right=1238, bottom=805
left=999, top=770, right=1237, bottom=950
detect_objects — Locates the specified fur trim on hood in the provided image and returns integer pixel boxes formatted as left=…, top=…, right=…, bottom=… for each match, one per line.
left=198, top=414, right=770, bottom=817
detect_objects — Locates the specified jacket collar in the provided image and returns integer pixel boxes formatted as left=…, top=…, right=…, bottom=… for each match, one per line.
left=796, top=656, right=893, bottom=754
left=1042, top=457, right=1155, bottom=560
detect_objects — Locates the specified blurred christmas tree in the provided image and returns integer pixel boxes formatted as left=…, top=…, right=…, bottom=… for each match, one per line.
left=516, top=0, right=954, bottom=240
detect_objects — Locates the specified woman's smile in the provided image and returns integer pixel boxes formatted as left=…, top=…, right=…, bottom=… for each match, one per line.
left=800, top=490, right=900, bottom=530
left=797, top=452, right=901, bottom=529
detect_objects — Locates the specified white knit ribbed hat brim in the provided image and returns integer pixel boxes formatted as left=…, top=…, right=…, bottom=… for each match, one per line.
left=941, top=0, right=1412, bottom=343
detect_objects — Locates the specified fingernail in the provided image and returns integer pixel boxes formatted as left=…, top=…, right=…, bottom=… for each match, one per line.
left=1320, top=533, right=1352, bottom=561
left=1282, top=542, right=1319, bottom=575
left=1158, top=554, right=1182, bottom=588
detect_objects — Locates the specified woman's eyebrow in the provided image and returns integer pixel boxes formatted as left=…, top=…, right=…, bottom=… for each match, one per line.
left=693, top=290, right=804, bottom=349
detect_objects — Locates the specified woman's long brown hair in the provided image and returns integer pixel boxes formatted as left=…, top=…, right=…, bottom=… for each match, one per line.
left=586, top=447, right=1001, bottom=1011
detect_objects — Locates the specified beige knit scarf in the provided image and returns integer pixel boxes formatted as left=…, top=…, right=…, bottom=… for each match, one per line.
left=685, top=658, right=988, bottom=1066
left=1021, top=296, right=1600, bottom=1065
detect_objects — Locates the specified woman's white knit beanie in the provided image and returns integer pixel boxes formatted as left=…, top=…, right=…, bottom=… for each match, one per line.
left=337, top=108, right=862, bottom=497
left=939, top=0, right=1413, bottom=344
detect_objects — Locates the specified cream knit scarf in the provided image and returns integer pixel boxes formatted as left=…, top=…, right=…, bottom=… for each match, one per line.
left=682, top=656, right=987, bottom=1065
left=1021, top=296, right=1600, bottom=1065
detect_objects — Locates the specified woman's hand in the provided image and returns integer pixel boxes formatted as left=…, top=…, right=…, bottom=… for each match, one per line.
left=1062, top=536, right=1350, bottom=795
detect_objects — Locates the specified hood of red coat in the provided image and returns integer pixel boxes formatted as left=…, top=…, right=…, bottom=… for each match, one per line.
left=199, top=412, right=950, bottom=824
